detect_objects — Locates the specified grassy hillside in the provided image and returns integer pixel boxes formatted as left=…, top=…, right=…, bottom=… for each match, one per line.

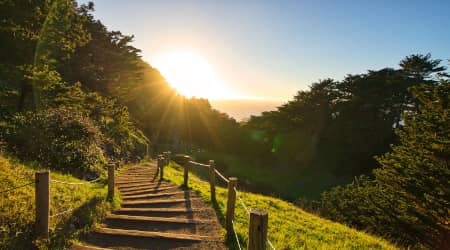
left=164, top=161, right=397, bottom=250
left=194, top=151, right=350, bottom=200
left=0, top=154, right=117, bottom=249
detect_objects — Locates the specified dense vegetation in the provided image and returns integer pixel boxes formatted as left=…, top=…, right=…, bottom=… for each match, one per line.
left=163, top=161, right=397, bottom=250
left=320, top=81, right=449, bottom=249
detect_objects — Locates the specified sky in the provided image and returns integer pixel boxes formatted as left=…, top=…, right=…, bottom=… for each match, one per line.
left=78, top=0, right=450, bottom=101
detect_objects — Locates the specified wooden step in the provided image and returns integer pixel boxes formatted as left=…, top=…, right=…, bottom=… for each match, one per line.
left=114, top=208, right=200, bottom=213
left=115, top=179, right=158, bottom=185
left=93, top=227, right=219, bottom=242
left=122, top=191, right=188, bottom=200
left=119, top=186, right=181, bottom=196
left=105, top=214, right=211, bottom=224
left=122, top=168, right=154, bottom=172
left=71, top=244, right=112, bottom=250
left=120, top=171, right=155, bottom=175
left=117, top=180, right=171, bottom=186
left=118, top=182, right=175, bottom=189
left=118, top=183, right=176, bottom=191
left=122, top=198, right=198, bottom=206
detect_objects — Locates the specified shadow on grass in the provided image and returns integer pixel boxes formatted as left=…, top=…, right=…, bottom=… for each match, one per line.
left=48, top=196, right=111, bottom=249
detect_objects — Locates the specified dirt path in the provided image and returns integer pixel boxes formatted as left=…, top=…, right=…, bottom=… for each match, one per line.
left=73, top=162, right=226, bottom=250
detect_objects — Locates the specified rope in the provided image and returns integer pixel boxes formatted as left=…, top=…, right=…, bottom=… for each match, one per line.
left=235, top=187, right=250, bottom=215
left=50, top=207, right=74, bottom=218
left=232, top=220, right=243, bottom=250
left=51, top=177, right=101, bottom=185
left=214, top=169, right=229, bottom=183
left=188, top=161, right=210, bottom=168
left=0, top=182, right=35, bottom=194
left=267, top=239, right=276, bottom=250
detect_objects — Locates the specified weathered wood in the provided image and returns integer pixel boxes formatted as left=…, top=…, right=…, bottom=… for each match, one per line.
left=121, top=198, right=200, bottom=205
left=115, top=207, right=201, bottom=213
left=183, top=160, right=189, bottom=187
left=248, top=208, right=268, bottom=250
left=35, top=170, right=50, bottom=239
left=108, top=164, right=115, bottom=200
left=208, top=160, right=216, bottom=202
left=106, top=214, right=210, bottom=224
left=122, top=191, right=187, bottom=199
left=226, top=177, right=237, bottom=233
left=158, top=157, right=164, bottom=180
left=93, top=227, right=220, bottom=242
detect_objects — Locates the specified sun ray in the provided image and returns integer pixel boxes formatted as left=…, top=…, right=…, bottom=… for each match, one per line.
left=153, top=50, right=236, bottom=100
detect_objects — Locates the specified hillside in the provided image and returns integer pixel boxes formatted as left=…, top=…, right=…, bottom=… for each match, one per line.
left=163, top=161, right=397, bottom=250
left=0, top=154, right=116, bottom=249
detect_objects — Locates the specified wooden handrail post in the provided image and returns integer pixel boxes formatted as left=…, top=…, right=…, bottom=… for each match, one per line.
left=248, top=208, right=268, bottom=250
left=166, top=151, right=171, bottom=165
left=226, top=177, right=237, bottom=233
left=35, top=170, right=50, bottom=239
left=159, top=156, right=164, bottom=180
left=208, top=160, right=216, bottom=202
left=183, top=159, right=189, bottom=187
left=108, top=164, right=115, bottom=200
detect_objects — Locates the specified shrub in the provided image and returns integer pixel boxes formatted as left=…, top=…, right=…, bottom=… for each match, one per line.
left=2, top=108, right=106, bottom=176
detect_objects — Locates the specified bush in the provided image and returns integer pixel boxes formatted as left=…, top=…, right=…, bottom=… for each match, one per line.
left=2, top=108, right=106, bottom=176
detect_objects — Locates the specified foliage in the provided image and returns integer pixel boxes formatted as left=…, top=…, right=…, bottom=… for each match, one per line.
left=162, top=161, right=397, bottom=250
left=0, top=0, right=149, bottom=173
left=2, top=108, right=106, bottom=176
left=320, top=81, right=450, bottom=249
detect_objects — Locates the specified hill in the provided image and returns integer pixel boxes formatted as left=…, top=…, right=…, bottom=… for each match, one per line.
left=0, top=154, right=117, bottom=249
left=163, top=161, right=397, bottom=250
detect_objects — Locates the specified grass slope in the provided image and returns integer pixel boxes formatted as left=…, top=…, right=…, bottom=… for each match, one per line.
left=0, top=154, right=116, bottom=249
left=164, top=161, right=397, bottom=250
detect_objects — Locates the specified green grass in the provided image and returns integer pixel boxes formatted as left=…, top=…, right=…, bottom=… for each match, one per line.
left=0, top=154, right=118, bottom=249
left=164, top=161, right=398, bottom=250
left=193, top=151, right=351, bottom=200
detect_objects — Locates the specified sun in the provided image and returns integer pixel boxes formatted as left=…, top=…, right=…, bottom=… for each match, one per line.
left=153, top=50, right=235, bottom=100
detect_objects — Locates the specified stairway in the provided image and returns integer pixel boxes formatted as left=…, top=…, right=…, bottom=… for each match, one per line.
left=73, top=162, right=226, bottom=250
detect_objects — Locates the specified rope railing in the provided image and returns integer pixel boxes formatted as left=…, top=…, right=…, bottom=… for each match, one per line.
left=214, top=169, right=230, bottom=183
left=232, top=220, right=243, bottom=250
left=164, top=155, right=276, bottom=250
left=50, top=207, right=75, bottom=218
left=0, top=181, right=35, bottom=194
left=33, top=164, right=116, bottom=239
left=50, top=177, right=101, bottom=185
left=188, top=160, right=210, bottom=168
left=235, top=187, right=250, bottom=216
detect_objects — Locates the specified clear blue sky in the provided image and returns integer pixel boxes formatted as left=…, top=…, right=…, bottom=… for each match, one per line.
left=79, top=0, right=450, bottom=100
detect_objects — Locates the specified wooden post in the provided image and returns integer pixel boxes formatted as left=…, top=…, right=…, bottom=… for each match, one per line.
left=35, top=170, right=50, bottom=239
left=183, top=160, right=189, bottom=187
left=159, top=156, right=164, bottom=180
left=209, top=160, right=216, bottom=202
left=248, top=208, right=268, bottom=250
left=166, top=151, right=171, bottom=165
left=108, top=164, right=115, bottom=200
left=226, top=177, right=237, bottom=233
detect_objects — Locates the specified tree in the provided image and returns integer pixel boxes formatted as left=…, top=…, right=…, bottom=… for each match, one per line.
left=400, top=53, right=448, bottom=80
left=373, top=80, right=450, bottom=248
left=321, top=80, right=450, bottom=249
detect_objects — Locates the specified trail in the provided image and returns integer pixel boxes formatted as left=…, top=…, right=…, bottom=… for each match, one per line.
left=73, top=162, right=225, bottom=250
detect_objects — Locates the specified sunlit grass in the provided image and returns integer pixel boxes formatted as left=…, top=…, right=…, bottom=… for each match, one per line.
left=164, top=161, right=398, bottom=250
left=0, top=155, right=117, bottom=249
